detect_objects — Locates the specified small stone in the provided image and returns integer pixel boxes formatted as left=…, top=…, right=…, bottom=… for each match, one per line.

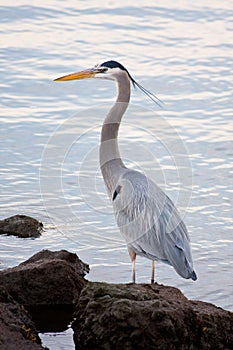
left=0, top=215, right=43, bottom=238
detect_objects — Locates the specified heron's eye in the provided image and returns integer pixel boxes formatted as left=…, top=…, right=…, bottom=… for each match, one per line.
left=98, top=67, right=108, bottom=73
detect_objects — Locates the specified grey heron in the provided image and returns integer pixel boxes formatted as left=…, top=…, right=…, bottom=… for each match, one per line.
left=54, top=60, right=197, bottom=283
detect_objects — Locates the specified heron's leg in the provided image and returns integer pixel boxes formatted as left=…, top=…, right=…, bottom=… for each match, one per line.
left=128, top=248, right=136, bottom=283
left=151, top=260, right=155, bottom=284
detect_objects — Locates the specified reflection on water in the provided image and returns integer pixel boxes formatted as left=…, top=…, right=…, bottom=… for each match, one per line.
left=1, top=1, right=233, bottom=348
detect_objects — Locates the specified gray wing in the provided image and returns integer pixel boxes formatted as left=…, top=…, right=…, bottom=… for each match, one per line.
left=112, top=170, right=196, bottom=280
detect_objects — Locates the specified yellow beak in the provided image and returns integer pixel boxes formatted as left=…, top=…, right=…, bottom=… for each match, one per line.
left=54, top=68, right=98, bottom=82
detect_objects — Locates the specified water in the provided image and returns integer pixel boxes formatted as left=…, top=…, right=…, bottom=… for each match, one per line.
left=1, top=1, right=233, bottom=349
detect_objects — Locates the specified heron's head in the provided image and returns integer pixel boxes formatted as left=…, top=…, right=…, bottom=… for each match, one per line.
left=54, top=60, right=162, bottom=106
left=54, top=60, right=131, bottom=82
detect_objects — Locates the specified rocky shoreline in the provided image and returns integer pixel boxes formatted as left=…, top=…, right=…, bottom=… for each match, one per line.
left=1, top=249, right=232, bottom=350
left=0, top=216, right=233, bottom=349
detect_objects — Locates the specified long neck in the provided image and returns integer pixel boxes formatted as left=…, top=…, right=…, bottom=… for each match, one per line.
left=100, top=73, right=130, bottom=197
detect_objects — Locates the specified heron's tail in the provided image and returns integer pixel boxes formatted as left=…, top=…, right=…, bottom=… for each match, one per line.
left=164, top=234, right=197, bottom=281
left=190, top=270, right=197, bottom=281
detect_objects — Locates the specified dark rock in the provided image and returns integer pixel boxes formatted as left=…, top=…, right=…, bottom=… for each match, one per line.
left=0, top=249, right=89, bottom=334
left=73, top=282, right=233, bottom=350
left=0, top=215, right=43, bottom=238
left=0, top=249, right=89, bottom=307
left=0, top=287, right=46, bottom=350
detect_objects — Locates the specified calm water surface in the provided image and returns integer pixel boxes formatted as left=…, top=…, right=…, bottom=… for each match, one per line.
left=1, top=1, right=233, bottom=349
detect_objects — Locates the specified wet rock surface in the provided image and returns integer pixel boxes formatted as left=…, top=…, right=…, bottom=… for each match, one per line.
left=73, top=282, right=233, bottom=350
left=0, top=215, right=43, bottom=238
left=0, top=287, right=45, bottom=350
